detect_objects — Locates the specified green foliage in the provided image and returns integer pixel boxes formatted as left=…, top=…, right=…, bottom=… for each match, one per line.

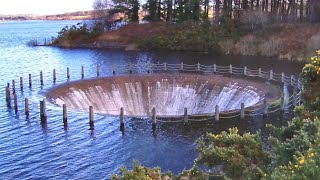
left=137, top=21, right=241, bottom=52
left=196, top=128, right=270, bottom=179
left=111, top=161, right=172, bottom=180
left=302, top=52, right=320, bottom=83
left=52, top=23, right=103, bottom=45
left=267, top=114, right=320, bottom=179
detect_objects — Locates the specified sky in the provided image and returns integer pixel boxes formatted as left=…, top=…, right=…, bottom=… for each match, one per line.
left=0, top=0, right=95, bottom=15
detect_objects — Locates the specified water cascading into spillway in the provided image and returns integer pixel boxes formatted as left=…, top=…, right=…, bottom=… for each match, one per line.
left=46, top=74, right=280, bottom=117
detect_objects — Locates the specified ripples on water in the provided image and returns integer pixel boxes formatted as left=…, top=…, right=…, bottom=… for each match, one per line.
left=0, top=21, right=304, bottom=179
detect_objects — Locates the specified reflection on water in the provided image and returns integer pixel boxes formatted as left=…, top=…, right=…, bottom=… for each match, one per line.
left=0, top=21, right=304, bottom=179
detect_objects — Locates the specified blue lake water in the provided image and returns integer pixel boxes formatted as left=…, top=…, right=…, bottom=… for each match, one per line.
left=0, top=20, right=305, bottom=179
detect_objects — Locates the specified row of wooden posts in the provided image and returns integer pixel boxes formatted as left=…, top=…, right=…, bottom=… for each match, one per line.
left=5, top=79, right=297, bottom=129
left=4, top=65, right=300, bottom=129
left=3, top=64, right=299, bottom=93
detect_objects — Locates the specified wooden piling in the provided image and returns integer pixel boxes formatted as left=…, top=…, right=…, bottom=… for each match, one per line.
left=147, top=64, right=150, bottom=74
left=13, top=92, right=18, bottom=113
left=269, top=70, right=273, bottom=80
left=120, top=107, right=124, bottom=130
left=63, top=104, right=67, bottom=124
left=291, top=75, right=295, bottom=86
left=81, top=65, right=84, bottom=79
left=67, top=67, right=70, bottom=80
left=197, top=63, right=200, bottom=71
left=25, top=98, right=29, bottom=117
left=180, top=62, right=184, bottom=70
left=258, top=68, right=262, bottom=77
left=152, top=107, right=156, bottom=128
left=229, top=64, right=232, bottom=74
left=6, top=86, right=11, bottom=108
left=53, top=69, right=56, bottom=84
left=112, top=65, right=116, bottom=75
left=29, top=74, right=32, bottom=88
left=40, top=98, right=47, bottom=121
left=12, top=80, right=16, bottom=94
left=20, top=77, right=23, bottom=91
left=213, top=64, right=217, bottom=73
left=293, top=91, right=297, bottom=107
left=96, top=64, right=100, bottom=77
left=281, top=73, right=285, bottom=83
left=40, top=71, right=44, bottom=86
left=164, top=62, right=167, bottom=71
left=263, top=99, right=268, bottom=116
left=128, top=63, right=132, bottom=74
left=215, top=105, right=219, bottom=122
left=184, top=107, right=188, bottom=123
left=280, top=97, right=284, bottom=111
left=89, top=106, right=94, bottom=127
left=240, top=103, right=245, bottom=119
left=244, top=66, right=247, bottom=76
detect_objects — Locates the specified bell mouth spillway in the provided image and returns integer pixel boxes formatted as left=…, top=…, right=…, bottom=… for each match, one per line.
left=46, top=74, right=281, bottom=117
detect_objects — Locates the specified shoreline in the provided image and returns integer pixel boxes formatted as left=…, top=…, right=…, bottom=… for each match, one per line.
left=50, top=22, right=319, bottom=62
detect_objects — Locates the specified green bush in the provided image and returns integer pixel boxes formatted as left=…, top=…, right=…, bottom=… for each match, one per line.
left=52, top=23, right=103, bottom=45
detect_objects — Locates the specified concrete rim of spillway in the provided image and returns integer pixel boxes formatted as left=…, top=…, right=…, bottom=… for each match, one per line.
left=46, top=73, right=282, bottom=118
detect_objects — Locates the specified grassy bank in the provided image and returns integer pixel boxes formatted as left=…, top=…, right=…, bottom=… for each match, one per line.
left=52, top=21, right=320, bottom=61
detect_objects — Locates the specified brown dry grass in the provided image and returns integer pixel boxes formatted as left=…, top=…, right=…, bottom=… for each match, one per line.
left=95, top=22, right=170, bottom=43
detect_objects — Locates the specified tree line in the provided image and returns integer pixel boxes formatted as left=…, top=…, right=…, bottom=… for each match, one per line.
left=93, top=0, right=320, bottom=23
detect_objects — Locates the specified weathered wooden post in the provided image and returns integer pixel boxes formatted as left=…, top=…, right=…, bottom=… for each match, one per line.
left=147, top=64, right=150, bottom=74
left=89, top=106, right=94, bottom=128
left=152, top=107, right=156, bottom=128
left=244, top=66, right=247, bottom=76
left=213, top=64, right=217, bottom=73
left=12, top=80, right=16, bottom=94
left=25, top=97, right=29, bottom=117
left=197, top=63, right=201, bottom=71
left=258, top=68, right=262, bottom=77
left=291, top=75, right=295, bottom=86
left=13, top=92, right=18, bottom=113
left=20, top=77, right=23, bottom=91
left=67, top=67, right=70, bottom=81
left=293, top=91, right=297, bottom=107
left=215, top=105, right=219, bottom=122
left=281, top=73, right=285, bottom=83
left=81, top=65, right=84, bottom=79
left=180, top=62, right=184, bottom=70
left=96, top=64, right=100, bottom=77
left=5, top=86, right=11, bottom=108
left=112, top=65, right=116, bottom=75
left=240, top=103, right=245, bottom=119
left=229, top=64, right=233, bottom=74
left=120, top=107, right=124, bottom=130
left=263, top=99, right=268, bottom=117
left=53, top=69, right=56, bottom=84
left=184, top=107, right=188, bottom=124
left=29, top=74, right=32, bottom=88
left=280, top=97, right=284, bottom=111
left=164, top=62, right=167, bottom=71
left=40, top=71, right=44, bottom=86
left=63, top=104, right=67, bottom=125
left=269, top=70, right=273, bottom=80
left=128, top=63, right=132, bottom=74
left=40, top=98, right=47, bottom=121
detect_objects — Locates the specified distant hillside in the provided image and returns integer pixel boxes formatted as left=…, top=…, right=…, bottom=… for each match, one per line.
left=0, top=10, right=99, bottom=21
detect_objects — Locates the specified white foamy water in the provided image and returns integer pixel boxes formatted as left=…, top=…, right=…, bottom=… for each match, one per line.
left=49, top=75, right=264, bottom=117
